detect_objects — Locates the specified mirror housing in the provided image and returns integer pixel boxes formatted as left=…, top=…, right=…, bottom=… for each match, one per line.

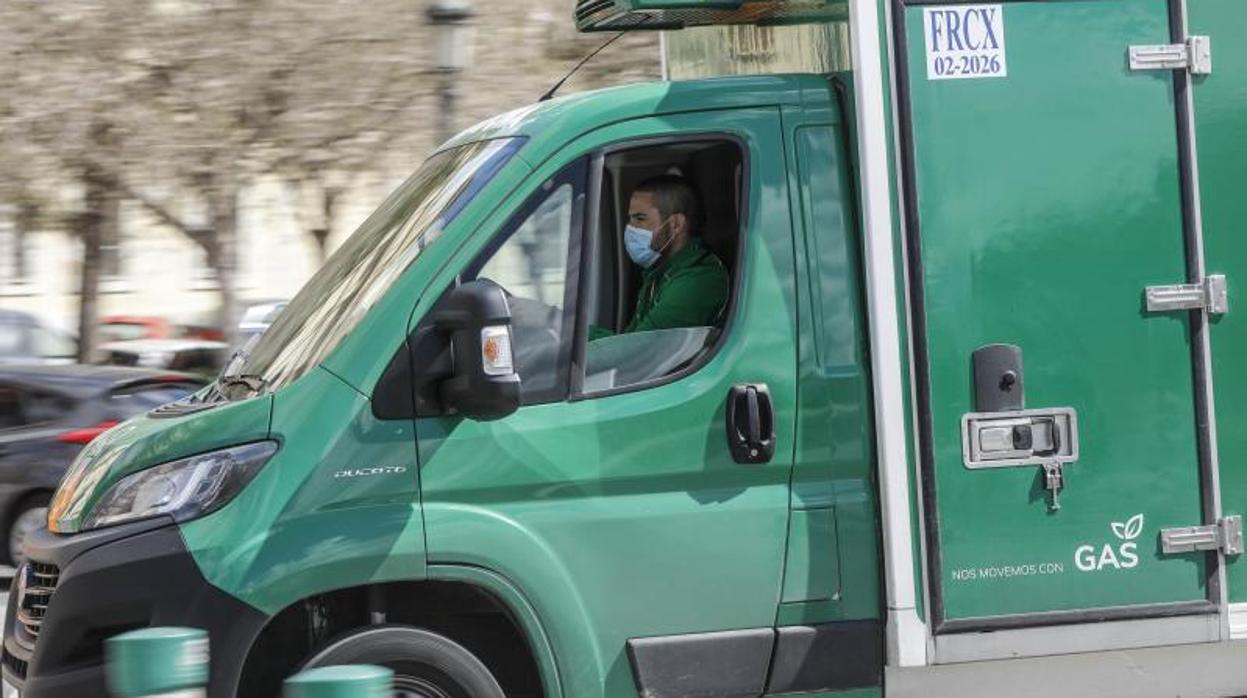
left=433, top=279, right=521, bottom=421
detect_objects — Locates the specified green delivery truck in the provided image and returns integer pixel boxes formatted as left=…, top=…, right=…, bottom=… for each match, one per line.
left=5, top=0, right=1247, bottom=695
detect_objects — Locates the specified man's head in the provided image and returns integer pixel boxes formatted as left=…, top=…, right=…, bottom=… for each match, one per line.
left=627, top=175, right=699, bottom=264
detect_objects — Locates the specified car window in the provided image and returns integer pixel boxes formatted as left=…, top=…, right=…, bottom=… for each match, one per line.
left=462, top=159, right=587, bottom=405
left=103, top=351, right=139, bottom=367
left=167, top=349, right=224, bottom=374
left=0, top=386, right=23, bottom=429
left=578, top=139, right=743, bottom=396
left=30, top=326, right=76, bottom=358
left=0, top=326, right=24, bottom=357
left=21, top=389, right=74, bottom=425
left=583, top=327, right=716, bottom=393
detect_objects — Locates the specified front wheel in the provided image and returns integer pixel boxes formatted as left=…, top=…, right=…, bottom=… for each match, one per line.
left=300, top=626, right=505, bottom=698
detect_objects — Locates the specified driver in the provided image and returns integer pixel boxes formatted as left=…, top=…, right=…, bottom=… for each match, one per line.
left=608, top=175, right=729, bottom=335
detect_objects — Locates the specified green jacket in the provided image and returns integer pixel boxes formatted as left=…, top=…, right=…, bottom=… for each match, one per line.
left=624, top=239, right=729, bottom=334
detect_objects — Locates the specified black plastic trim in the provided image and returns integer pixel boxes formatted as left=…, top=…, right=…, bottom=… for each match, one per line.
left=626, top=628, right=773, bottom=698
left=765, top=621, right=883, bottom=694
left=371, top=338, right=416, bottom=420
left=22, top=517, right=173, bottom=567
left=3, top=522, right=268, bottom=697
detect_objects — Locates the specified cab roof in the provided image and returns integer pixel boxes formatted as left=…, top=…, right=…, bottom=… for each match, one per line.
left=441, top=73, right=832, bottom=167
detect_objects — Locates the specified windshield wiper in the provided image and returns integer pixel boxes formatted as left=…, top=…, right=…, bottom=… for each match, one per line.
left=216, top=373, right=270, bottom=399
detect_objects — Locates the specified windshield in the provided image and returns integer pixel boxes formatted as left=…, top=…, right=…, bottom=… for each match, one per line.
left=225, top=137, right=525, bottom=393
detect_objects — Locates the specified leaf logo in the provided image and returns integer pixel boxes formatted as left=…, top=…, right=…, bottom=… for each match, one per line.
left=1111, top=514, right=1145, bottom=541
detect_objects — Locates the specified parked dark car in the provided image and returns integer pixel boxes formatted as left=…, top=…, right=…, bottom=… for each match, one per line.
left=0, top=365, right=206, bottom=564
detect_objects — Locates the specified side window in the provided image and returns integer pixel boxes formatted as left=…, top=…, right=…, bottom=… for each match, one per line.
left=462, top=159, right=587, bottom=405
left=578, top=139, right=744, bottom=395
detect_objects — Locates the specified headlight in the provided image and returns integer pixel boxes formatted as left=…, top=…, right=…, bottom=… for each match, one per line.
left=82, top=441, right=278, bottom=531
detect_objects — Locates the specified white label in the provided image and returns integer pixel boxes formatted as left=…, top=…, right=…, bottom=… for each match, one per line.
left=924, top=4, right=1007, bottom=80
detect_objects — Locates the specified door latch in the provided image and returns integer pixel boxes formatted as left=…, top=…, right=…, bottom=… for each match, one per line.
left=726, top=383, right=775, bottom=465
left=1160, top=515, right=1244, bottom=555
left=1145, top=275, right=1228, bottom=316
left=962, top=408, right=1078, bottom=469
left=1129, top=36, right=1212, bottom=75
left=1042, top=462, right=1064, bottom=512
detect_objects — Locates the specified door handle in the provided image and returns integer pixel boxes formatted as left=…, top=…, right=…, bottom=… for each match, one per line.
left=726, top=383, right=775, bottom=464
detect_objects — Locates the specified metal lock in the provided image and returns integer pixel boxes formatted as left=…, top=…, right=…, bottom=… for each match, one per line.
left=962, top=408, right=1078, bottom=469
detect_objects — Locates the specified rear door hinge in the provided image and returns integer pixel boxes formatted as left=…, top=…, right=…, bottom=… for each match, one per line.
left=1161, top=515, right=1244, bottom=555
left=1145, top=275, right=1228, bottom=315
left=1129, top=36, right=1212, bottom=75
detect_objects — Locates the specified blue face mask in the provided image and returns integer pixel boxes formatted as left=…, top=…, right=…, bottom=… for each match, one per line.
left=624, top=221, right=670, bottom=269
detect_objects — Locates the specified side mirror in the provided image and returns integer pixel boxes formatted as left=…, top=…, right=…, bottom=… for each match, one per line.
left=432, top=279, right=521, bottom=421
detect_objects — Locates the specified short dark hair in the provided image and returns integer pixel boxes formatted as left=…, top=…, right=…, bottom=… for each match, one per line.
left=633, top=175, right=700, bottom=236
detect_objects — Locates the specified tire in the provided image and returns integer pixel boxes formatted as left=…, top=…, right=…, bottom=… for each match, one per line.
left=300, top=625, right=505, bottom=698
left=5, top=494, right=50, bottom=567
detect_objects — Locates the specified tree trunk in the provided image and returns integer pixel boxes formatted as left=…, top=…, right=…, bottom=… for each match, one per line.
left=209, top=182, right=241, bottom=348
left=76, top=163, right=114, bottom=363
left=14, top=201, right=36, bottom=280
left=312, top=187, right=338, bottom=265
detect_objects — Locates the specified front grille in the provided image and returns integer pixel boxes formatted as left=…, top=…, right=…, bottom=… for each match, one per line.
left=16, top=562, right=59, bottom=646
left=2, top=646, right=27, bottom=680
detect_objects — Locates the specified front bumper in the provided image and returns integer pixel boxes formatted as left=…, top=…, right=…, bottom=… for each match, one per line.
left=2, top=519, right=268, bottom=697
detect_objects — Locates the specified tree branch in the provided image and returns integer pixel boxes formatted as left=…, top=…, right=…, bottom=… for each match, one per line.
left=113, top=177, right=212, bottom=248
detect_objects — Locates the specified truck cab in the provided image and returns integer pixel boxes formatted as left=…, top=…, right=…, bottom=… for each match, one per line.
left=4, top=74, right=881, bottom=698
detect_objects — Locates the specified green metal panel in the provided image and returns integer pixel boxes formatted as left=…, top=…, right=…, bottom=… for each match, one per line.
left=181, top=366, right=425, bottom=614
left=782, top=508, right=841, bottom=605
left=106, top=627, right=209, bottom=697
left=784, top=109, right=882, bottom=627
left=416, top=106, right=797, bottom=698
left=1190, top=0, right=1247, bottom=603
left=905, top=0, right=1206, bottom=622
left=574, top=0, right=845, bottom=33
left=283, top=665, right=393, bottom=698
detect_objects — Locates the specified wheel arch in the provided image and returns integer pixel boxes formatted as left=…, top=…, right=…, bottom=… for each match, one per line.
left=234, top=574, right=562, bottom=698
left=425, top=563, right=564, bottom=698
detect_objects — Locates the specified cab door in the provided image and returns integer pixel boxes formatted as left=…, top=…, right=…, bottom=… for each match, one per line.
left=900, top=0, right=1215, bottom=631
left=414, top=107, right=798, bottom=698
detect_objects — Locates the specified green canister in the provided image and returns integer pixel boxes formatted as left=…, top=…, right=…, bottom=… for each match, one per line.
left=283, top=665, right=394, bottom=698
left=105, top=627, right=209, bottom=697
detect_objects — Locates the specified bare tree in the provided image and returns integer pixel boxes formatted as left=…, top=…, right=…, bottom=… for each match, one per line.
left=0, top=0, right=660, bottom=351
